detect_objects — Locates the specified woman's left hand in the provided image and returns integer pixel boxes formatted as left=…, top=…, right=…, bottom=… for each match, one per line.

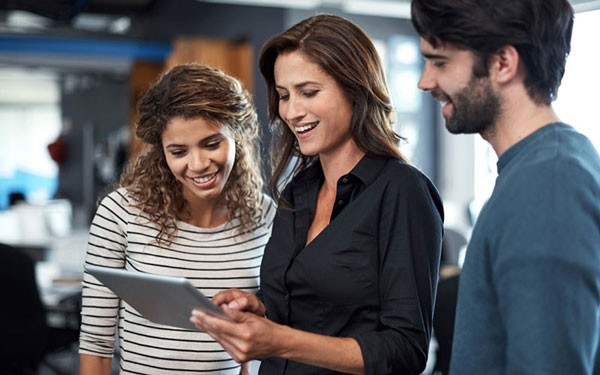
left=190, top=305, right=284, bottom=363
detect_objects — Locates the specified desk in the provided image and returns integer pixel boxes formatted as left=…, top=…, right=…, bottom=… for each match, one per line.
left=37, top=262, right=84, bottom=329
left=10, top=244, right=48, bottom=262
left=42, top=282, right=82, bottom=330
left=35, top=229, right=88, bottom=329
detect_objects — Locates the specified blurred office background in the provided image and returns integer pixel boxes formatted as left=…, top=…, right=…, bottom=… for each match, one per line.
left=0, top=0, right=598, bottom=374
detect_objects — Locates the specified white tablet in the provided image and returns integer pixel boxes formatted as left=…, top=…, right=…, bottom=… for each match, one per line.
left=87, top=265, right=228, bottom=330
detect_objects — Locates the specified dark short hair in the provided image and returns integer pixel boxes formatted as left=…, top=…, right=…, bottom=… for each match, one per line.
left=259, top=14, right=405, bottom=202
left=411, top=0, right=574, bottom=105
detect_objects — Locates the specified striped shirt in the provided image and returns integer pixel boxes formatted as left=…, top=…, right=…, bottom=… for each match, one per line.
left=79, top=188, right=276, bottom=374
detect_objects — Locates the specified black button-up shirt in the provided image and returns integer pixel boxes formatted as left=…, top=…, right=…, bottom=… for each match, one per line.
left=259, top=156, right=444, bottom=374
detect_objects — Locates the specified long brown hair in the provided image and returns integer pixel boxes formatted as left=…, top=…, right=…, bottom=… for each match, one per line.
left=120, top=63, right=263, bottom=244
left=259, top=14, right=406, bottom=203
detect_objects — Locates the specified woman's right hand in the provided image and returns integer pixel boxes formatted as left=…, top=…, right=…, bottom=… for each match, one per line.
left=212, top=288, right=266, bottom=317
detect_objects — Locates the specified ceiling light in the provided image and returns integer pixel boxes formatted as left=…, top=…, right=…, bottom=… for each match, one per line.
left=72, top=14, right=113, bottom=32
left=201, top=0, right=322, bottom=9
left=572, top=0, right=600, bottom=12
left=7, top=11, right=52, bottom=30
left=343, top=0, right=411, bottom=19
left=109, top=17, right=131, bottom=34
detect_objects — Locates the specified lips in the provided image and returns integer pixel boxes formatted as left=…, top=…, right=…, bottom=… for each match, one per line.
left=432, top=90, right=450, bottom=104
left=294, top=121, right=318, bottom=134
left=432, top=91, right=453, bottom=118
left=441, top=101, right=454, bottom=118
left=191, top=172, right=217, bottom=184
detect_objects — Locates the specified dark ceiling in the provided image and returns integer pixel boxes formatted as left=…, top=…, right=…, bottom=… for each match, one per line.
left=0, top=0, right=156, bottom=22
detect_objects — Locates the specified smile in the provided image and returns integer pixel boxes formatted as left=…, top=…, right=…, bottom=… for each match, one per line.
left=432, top=91, right=450, bottom=104
left=294, top=122, right=318, bottom=134
left=191, top=172, right=217, bottom=184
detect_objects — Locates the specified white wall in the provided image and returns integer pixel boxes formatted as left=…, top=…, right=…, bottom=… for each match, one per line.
left=438, top=122, right=477, bottom=234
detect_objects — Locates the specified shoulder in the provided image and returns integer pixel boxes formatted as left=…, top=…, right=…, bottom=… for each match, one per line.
left=260, top=193, right=276, bottom=210
left=95, top=187, right=143, bottom=220
left=99, top=187, right=134, bottom=208
left=259, top=193, right=277, bottom=223
left=374, top=159, right=444, bottom=217
left=384, top=158, right=426, bottom=176
left=513, top=124, right=599, bottom=178
left=551, top=127, right=600, bottom=190
left=380, top=159, right=440, bottom=195
left=505, top=132, right=600, bottom=201
left=485, top=129, right=600, bottom=252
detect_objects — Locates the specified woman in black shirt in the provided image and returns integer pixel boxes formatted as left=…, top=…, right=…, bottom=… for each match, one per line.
left=191, top=14, right=444, bottom=375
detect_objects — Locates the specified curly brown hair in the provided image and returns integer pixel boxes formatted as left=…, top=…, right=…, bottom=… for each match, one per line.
left=120, top=63, right=263, bottom=244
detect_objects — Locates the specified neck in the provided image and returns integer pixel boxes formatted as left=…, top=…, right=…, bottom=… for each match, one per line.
left=483, top=90, right=560, bottom=157
left=184, top=194, right=230, bottom=228
left=319, top=140, right=365, bottom=191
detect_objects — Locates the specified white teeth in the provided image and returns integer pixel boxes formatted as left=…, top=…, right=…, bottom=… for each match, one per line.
left=295, top=122, right=318, bottom=133
left=193, top=172, right=216, bottom=184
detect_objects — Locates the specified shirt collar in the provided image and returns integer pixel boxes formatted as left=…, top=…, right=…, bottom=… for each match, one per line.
left=291, top=155, right=391, bottom=199
left=294, top=154, right=390, bottom=186
left=496, top=122, right=568, bottom=174
left=348, top=155, right=389, bottom=186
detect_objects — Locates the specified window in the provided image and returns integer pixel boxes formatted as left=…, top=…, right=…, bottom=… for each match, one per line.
left=0, top=68, right=61, bottom=210
left=554, top=9, right=600, bottom=151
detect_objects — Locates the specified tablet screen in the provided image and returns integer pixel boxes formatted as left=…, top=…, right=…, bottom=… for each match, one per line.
left=87, top=265, right=228, bottom=330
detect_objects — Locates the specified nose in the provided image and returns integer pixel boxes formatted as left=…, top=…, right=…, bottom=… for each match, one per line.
left=188, top=150, right=210, bottom=171
left=418, top=63, right=435, bottom=91
left=281, top=94, right=305, bottom=124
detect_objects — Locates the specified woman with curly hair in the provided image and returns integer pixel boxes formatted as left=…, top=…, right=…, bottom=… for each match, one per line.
left=79, top=63, right=275, bottom=374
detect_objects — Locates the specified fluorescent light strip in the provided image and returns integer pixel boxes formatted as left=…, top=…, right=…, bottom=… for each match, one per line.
left=201, top=0, right=321, bottom=9
left=572, top=0, right=600, bottom=12
left=343, top=0, right=411, bottom=19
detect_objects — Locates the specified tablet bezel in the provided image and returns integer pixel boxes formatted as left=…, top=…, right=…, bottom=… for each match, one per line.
left=86, top=265, right=228, bottom=330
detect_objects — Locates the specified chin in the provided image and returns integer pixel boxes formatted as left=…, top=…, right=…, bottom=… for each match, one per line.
left=197, top=191, right=224, bottom=202
left=298, top=146, right=319, bottom=157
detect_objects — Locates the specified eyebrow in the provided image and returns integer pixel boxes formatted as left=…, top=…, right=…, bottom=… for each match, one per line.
left=422, top=52, right=448, bottom=60
left=276, top=81, right=322, bottom=90
left=164, top=143, right=184, bottom=149
left=164, top=134, right=223, bottom=149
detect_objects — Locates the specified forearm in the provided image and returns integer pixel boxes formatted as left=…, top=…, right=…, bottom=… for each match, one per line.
left=79, top=354, right=112, bottom=375
left=275, top=324, right=364, bottom=374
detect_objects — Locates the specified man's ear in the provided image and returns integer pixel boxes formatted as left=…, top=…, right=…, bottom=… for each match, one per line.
left=489, top=45, right=521, bottom=84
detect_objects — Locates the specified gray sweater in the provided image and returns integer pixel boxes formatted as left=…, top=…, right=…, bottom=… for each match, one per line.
left=451, top=123, right=600, bottom=374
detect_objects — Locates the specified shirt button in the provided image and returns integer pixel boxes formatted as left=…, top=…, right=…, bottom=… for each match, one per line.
left=337, top=200, right=344, bottom=205
left=341, top=177, right=348, bottom=183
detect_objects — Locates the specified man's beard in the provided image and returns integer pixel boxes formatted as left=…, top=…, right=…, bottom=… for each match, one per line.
left=444, top=75, right=501, bottom=135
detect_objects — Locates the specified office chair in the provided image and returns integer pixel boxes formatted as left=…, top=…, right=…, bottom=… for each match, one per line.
left=0, top=243, right=79, bottom=375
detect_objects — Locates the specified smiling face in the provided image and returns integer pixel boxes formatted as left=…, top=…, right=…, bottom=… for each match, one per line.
left=418, top=38, right=501, bottom=135
left=274, top=51, right=356, bottom=158
left=162, top=116, right=235, bottom=206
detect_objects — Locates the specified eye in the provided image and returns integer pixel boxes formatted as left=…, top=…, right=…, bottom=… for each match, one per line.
left=277, top=92, right=289, bottom=101
left=206, top=140, right=222, bottom=149
left=302, top=90, right=318, bottom=98
left=432, top=60, right=447, bottom=68
left=168, top=149, right=186, bottom=158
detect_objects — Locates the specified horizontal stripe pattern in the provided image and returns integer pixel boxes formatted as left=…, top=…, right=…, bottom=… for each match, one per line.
left=79, top=188, right=275, bottom=374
